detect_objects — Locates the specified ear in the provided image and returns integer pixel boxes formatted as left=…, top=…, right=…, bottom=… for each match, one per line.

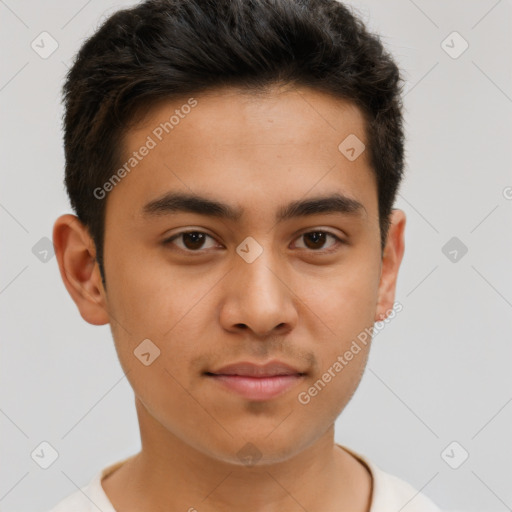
left=52, top=214, right=109, bottom=326
left=375, top=209, right=406, bottom=322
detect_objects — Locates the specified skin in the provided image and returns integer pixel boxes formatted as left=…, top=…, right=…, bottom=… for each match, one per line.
left=53, top=83, right=405, bottom=512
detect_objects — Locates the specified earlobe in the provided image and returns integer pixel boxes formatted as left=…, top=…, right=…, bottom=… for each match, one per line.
left=52, top=214, right=110, bottom=326
left=375, top=209, right=406, bottom=323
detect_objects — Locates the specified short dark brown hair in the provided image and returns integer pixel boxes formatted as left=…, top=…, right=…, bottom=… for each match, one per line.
left=62, top=0, right=405, bottom=288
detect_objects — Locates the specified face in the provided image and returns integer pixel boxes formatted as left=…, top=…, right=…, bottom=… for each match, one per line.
left=54, top=84, right=405, bottom=465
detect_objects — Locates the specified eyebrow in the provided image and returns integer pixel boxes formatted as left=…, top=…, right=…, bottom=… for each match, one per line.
left=142, top=191, right=366, bottom=223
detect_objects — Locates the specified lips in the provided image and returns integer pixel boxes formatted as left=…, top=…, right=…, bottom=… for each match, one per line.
left=207, top=360, right=306, bottom=378
left=205, top=360, right=306, bottom=401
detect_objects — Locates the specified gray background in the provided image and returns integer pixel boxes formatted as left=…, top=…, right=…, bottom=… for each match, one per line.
left=1, top=1, right=511, bottom=511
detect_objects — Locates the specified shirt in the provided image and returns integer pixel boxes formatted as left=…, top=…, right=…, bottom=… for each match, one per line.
left=48, top=445, right=441, bottom=511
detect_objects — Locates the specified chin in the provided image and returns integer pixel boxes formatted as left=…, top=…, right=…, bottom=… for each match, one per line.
left=193, top=428, right=315, bottom=468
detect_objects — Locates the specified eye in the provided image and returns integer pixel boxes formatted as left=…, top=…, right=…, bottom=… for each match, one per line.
left=163, top=231, right=220, bottom=252
left=292, top=230, right=344, bottom=252
left=163, top=229, right=345, bottom=254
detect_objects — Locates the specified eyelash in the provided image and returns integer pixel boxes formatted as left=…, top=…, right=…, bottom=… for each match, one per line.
left=162, top=230, right=346, bottom=255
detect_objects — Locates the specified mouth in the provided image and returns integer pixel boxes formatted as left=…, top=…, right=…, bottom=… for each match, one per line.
left=204, top=360, right=307, bottom=401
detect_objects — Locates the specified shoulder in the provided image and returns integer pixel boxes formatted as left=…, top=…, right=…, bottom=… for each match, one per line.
left=47, top=458, right=130, bottom=512
left=369, top=462, right=441, bottom=512
left=339, top=445, right=442, bottom=512
left=48, top=489, right=99, bottom=512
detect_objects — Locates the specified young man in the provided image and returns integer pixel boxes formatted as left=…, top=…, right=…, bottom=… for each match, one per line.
left=50, top=0, right=441, bottom=510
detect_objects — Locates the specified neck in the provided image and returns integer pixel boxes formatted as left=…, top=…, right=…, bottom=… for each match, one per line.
left=102, top=399, right=372, bottom=512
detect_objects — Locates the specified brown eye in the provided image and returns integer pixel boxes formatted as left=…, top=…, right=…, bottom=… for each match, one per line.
left=164, top=231, right=218, bottom=252
left=294, top=231, right=343, bottom=252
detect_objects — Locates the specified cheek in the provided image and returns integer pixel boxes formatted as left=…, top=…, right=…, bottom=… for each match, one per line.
left=105, top=253, right=214, bottom=389
left=296, top=339, right=371, bottom=424
left=105, top=244, right=208, bottom=339
left=295, top=256, right=380, bottom=339
left=292, top=256, right=378, bottom=406
left=109, top=314, right=200, bottom=423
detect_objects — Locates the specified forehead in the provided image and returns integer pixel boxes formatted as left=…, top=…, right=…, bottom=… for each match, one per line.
left=107, top=85, right=377, bottom=226
left=137, top=84, right=368, bottom=144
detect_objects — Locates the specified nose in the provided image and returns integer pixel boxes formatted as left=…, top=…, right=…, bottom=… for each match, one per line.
left=219, top=246, right=298, bottom=338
